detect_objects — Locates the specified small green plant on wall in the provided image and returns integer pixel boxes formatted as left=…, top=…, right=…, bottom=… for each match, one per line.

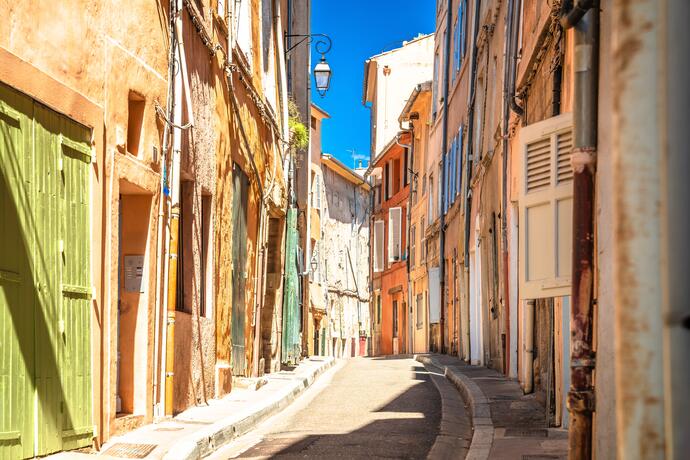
left=288, top=98, right=308, bottom=151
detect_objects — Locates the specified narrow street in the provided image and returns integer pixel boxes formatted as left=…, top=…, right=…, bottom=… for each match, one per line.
left=209, top=357, right=453, bottom=459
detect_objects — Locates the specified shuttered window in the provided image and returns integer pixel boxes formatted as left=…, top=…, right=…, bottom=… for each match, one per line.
left=519, top=113, right=574, bottom=299
left=456, top=127, right=464, bottom=200
left=374, top=220, right=384, bottom=272
left=388, top=207, right=402, bottom=262
left=410, top=225, right=416, bottom=268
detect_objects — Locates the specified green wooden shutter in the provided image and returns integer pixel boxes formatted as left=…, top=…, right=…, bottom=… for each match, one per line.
left=1, top=83, right=92, bottom=458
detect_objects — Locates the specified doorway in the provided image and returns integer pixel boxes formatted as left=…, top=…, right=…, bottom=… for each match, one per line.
left=117, top=190, right=152, bottom=417
left=231, top=165, right=249, bottom=376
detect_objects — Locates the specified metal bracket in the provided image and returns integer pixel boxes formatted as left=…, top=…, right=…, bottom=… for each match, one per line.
left=284, top=32, right=332, bottom=57
left=567, top=389, right=596, bottom=413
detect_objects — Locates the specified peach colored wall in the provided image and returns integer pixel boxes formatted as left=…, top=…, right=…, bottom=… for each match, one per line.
left=371, top=141, right=409, bottom=356
left=1, top=0, right=169, bottom=444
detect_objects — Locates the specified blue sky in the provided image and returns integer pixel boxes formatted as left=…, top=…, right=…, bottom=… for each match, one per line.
left=310, top=1, right=435, bottom=170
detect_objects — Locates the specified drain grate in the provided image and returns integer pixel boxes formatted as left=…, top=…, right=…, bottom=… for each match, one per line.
left=153, top=426, right=184, bottom=432
left=102, top=443, right=157, bottom=458
left=505, top=428, right=549, bottom=438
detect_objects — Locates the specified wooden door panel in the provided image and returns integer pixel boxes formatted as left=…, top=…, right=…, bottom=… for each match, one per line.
left=231, top=165, right=249, bottom=376
left=0, top=83, right=35, bottom=460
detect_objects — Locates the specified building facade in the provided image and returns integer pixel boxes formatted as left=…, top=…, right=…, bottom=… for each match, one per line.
left=362, top=36, right=433, bottom=356
left=0, top=0, right=292, bottom=456
left=400, top=82, right=433, bottom=354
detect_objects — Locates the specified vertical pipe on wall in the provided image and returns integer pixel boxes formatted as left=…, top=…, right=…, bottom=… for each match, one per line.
left=501, top=0, right=520, bottom=378
left=662, top=0, right=690, bottom=456
left=464, top=0, right=482, bottom=362
left=438, top=0, right=453, bottom=354
left=153, top=0, right=177, bottom=416
left=523, top=299, right=534, bottom=393
left=561, top=1, right=598, bottom=457
left=164, top=0, right=185, bottom=417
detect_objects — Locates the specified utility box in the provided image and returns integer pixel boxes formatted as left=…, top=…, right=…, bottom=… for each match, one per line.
left=124, top=255, right=145, bottom=292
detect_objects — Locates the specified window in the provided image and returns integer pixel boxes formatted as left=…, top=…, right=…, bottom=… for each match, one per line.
left=428, top=175, right=434, bottom=222
left=385, top=162, right=391, bottom=200
left=374, top=220, right=385, bottom=272
left=237, top=0, right=252, bottom=63
left=456, top=126, right=464, bottom=200
left=312, top=174, right=322, bottom=210
left=432, top=51, right=439, bottom=120
left=176, top=181, right=194, bottom=313
left=420, top=216, right=426, bottom=262
left=519, top=113, right=574, bottom=299
left=127, top=91, right=145, bottom=157
left=410, top=225, right=416, bottom=268
left=377, top=293, right=382, bottom=324
left=454, top=0, right=467, bottom=77
left=393, top=300, right=399, bottom=338
left=416, top=293, right=424, bottom=328
left=393, top=158, right=401, bottom=195
left=403, top=148, right=409, bottom=187
left=438, top=163, right=443, bottom=217
left=200, top=193, right=212, bottom=317
left=388, top=207, right=402, bottom=262
left=443, top=151, right=449, bottom=214
left=473, top=74, right=485, bottom=161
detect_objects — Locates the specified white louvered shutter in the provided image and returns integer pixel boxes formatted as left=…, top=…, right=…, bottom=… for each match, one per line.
left=388, top=207, right=402, bottom=262
left=518, top=113, right=573, bottom=299
left=374, top=220, right=384, bottom=272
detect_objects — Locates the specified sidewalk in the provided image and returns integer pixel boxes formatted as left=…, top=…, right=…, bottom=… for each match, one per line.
left=53, top=357, right=337, bottom=460
left=416, top=354, right=567, bottom=460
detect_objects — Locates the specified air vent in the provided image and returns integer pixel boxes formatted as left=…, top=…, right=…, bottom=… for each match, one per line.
left=526, top=137, right=551, bottom=193
left=556, top=130, right=573, bottom=183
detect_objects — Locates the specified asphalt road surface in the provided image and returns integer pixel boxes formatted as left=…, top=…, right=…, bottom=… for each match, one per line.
left=208, top=356, right=443, bottom=459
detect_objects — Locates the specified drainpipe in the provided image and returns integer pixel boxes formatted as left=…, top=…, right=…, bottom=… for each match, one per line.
left=523, top=299, right=534, bottom=393
left=561, top=1, right=598, bottom=458
left=464, top=0, right=482, bottom=362
left=397, top=120, right=414, bottom=354
left=438, top=0, right=453, bottom=355
left=153, top=0, right=178, bottom=417
left=500, top=0, right=516, bottom=378
left=164, top=0, right=184, bottom=417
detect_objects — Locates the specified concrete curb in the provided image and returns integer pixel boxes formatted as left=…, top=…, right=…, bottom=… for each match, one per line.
left=162, top=358, right=337, bottom=460
left=415, top=355, right=494, bottom=460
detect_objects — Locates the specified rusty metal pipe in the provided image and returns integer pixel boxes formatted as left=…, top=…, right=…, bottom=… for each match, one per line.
left=566, top=2, right=599, bottom=458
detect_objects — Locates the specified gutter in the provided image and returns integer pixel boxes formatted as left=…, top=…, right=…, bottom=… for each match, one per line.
left=560, top=1, right=598, bottom=457
left=438, top=0, right=453, bottom=354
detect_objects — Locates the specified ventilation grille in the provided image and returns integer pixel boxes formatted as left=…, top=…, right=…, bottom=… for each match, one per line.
left=526, top=137, right=551, bottom=193
left=556, top=130, right=573, bottom=183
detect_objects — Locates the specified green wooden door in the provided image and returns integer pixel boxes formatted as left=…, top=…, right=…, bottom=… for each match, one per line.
left=0, top=83, right=92, bottom=459
left=231, top=164, right=249, bottom=376
left=0, top=83, right=35, bottom=460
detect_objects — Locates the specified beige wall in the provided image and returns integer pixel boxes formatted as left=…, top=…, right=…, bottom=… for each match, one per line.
left=365, top=35, right=434, bottom=159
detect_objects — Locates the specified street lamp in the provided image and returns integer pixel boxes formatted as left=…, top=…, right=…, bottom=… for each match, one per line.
left=284, top=32, right=333, bottom=97
left=313, top=56, right=332, bottom=97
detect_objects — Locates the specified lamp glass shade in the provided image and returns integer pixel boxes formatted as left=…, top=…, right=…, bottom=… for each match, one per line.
left=313, top=58, right=331, bottom=95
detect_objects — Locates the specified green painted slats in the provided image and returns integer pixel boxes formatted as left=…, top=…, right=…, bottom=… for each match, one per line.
left=281, top=209, right=300, bottom=364
left=0, top=82, right=35, bottom=460
left=57, top=112, right=91, bottom=451
left=0, top=82, right=92, bottom=459
left=231, top=165, right=249, bottom=376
